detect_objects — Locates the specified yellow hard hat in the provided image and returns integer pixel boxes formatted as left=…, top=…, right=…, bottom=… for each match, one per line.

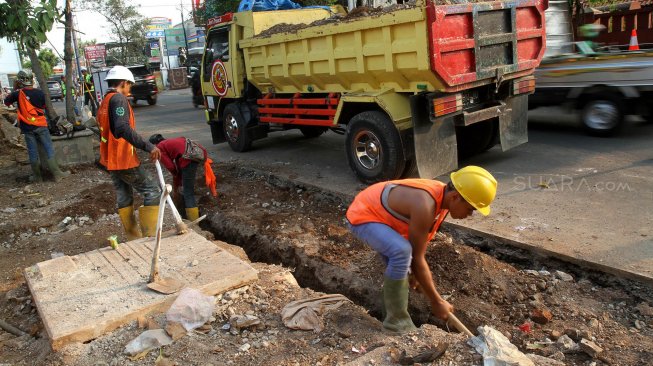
left=450, top=166, right=497, bottom=216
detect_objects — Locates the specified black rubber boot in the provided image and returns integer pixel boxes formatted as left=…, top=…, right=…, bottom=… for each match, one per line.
left=30, top=162, right=43, bottom=183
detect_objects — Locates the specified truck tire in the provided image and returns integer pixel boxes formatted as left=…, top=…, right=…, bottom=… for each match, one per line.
left=581, top=97, right=623, bottom=137
left=223, top=103, right=253, bottom=152
left=456, top=119, right=496, bottom=159
left=147, top=96, right=157, bottom=105
left=299, top=126, right=327, bottom=138
left=346, top=111, right=405, bottom=183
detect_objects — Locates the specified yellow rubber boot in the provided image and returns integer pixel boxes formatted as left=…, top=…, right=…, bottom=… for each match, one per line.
left=118, top=206, right=142, bottom=241
left=185, top=207, right=199, bottom=221
left=138, top=205, right=159, bottom=237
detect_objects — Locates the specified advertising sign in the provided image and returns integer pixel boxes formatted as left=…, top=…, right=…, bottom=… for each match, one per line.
left=146, top=30, right=165, bottom=38
left=84, top=45, right=106, bottom=59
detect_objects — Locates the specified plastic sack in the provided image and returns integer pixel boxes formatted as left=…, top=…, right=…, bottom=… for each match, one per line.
left=124, top=329, right=173, bottom=356
left=238, top=0, right=301, bottom=12
left=468, top=325, right=535, bottom=366
left=165, top=288, right=216, bottom=331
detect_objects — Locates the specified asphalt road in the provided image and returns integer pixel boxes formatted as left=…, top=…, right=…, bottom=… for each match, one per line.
left=66, top=89, right=653, bottom=282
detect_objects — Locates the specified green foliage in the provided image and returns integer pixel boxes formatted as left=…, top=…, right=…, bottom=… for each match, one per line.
left=0, top=0, right=60, bottom=48
left=22, top=49, right=59, bottom=78
left=85, top=0, right=150, bottom=64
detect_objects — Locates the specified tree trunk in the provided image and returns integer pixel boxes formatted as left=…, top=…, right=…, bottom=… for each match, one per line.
left=26, top=47, right=58, bottom=121
left=64, top=0, right=76, bottom=124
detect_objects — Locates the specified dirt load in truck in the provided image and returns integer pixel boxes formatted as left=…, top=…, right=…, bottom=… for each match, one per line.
left=200, top=0, right=547, bottom=183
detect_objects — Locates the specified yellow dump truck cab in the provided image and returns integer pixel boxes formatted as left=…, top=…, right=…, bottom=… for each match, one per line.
left=202, top=0, right=547, bottom=183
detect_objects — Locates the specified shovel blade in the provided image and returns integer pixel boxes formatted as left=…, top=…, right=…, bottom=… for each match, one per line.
left=147, top=277, right=184, bottom=294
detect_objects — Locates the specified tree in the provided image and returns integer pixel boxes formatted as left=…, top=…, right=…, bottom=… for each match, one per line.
left=0, top=0, right=61, bottom=121
left=85, top=0, right=149, bottom=65
left=22, top=48, right=60, bottom=78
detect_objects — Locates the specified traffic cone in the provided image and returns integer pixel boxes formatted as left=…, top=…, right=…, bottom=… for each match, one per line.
left=629, top=29, right=640, bottom=50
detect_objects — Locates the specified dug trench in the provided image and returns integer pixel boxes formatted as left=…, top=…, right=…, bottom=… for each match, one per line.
left=201, top=163, right=653, bottom=365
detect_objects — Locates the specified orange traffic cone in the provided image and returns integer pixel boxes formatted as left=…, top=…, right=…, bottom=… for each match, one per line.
left=629, top=29, right=640, bottom=50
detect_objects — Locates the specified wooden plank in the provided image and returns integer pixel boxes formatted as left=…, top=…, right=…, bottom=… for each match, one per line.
left=24, top=230, right=258, bottom=350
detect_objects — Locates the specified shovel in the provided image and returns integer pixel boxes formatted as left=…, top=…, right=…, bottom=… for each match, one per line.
left=147, top=183, right=183, bottom=294
left=146, top=160, right=187, bottom=294
left=447, top=312, right=474, bottom=337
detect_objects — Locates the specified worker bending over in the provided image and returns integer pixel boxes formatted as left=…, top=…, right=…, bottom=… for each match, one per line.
left=346, top=166, right=497, bottom=332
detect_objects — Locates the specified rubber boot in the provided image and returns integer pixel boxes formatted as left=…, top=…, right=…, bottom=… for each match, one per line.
left=45, top=158, right=70, bottom=182
left=382, top=277, right=417, bottom=332
left=118, top=206, right=142, bottom=241
left=29, top=162, right=43, bottom=183
left=138, top=205, right=159, bottom=237
left=185, top=207, right=199, bottom=221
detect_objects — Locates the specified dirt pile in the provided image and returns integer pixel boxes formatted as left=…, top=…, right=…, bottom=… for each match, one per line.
left=0, top=107, right=27, bottom=170
left=255, top=4, right=416, bottom=38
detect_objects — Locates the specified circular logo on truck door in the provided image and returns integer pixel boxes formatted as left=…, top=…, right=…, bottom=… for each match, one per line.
left=211, top=60, right=228, bottom=96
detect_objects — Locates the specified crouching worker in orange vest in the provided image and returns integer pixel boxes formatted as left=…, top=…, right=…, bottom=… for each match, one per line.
left=98, top=66, right=162, bottom=240
left=148, top=134, right=217, bottom=221
left=346, top=166, right=497, bottom=332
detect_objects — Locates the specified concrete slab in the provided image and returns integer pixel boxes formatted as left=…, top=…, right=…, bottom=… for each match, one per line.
left=24, top=230, right=258, bottom=350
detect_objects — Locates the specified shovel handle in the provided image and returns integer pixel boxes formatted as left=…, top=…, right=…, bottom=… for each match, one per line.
left=447, top=313, right=474, bottom=337
left=155, top=160, right=187, bottom=234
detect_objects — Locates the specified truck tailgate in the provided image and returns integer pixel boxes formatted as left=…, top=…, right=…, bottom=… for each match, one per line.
left=427, top=0, right=547, bottom=89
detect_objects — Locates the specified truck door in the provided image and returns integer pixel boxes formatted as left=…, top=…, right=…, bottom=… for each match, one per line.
left=202, top=27, right=234, bottom=102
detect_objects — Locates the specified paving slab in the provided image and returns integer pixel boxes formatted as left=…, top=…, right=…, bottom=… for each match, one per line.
left=24, top=230, right=258, bottom=350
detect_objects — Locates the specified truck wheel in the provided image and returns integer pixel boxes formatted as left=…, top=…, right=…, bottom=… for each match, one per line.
left=299, top=126, right=327, bottom=138
left=346, top=111, right=405, bottom=183
left=223, top=103, right=252, bottom=152
left=581, top=98, right=623, bottom=137
left=456, top=119, right=496, bottom=159
left=147, top=96, right=157, bottom=105
left=400, top=158, right=417, bottom=178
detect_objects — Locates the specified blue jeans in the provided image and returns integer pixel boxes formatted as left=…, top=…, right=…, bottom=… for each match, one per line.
left=110, top=166, right=162, bottom=209
left=181, top=161, right=199, bottom=208
left=348, top=222, right=412, bottom=280
left=23, top=127, right=55, bottom=163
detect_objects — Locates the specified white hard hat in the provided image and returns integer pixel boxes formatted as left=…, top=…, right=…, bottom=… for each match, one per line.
left=104, top=65, right=135, bottom=83
left=80, top=66, right=87, bottom=72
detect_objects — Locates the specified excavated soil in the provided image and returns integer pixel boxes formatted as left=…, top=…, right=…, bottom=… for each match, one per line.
left=0, top=112, right=652, bottom=365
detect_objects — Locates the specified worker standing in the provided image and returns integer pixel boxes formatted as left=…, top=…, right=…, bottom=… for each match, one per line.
left=346, top=166, right=497, bottom=332
left=3, top=71, right=69, bottom=182
left=97, top=66, right=161, bottom=240
left=81, top=67, right=97, bottom=116
left=148, top=134, right=217, bottom=221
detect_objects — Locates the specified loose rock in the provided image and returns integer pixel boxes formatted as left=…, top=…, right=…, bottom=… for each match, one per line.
left=579, top=338, right=603, bottom=358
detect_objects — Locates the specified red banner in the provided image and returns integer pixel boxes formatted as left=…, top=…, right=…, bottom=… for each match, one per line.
left=84, top=45, right=106, bottom=60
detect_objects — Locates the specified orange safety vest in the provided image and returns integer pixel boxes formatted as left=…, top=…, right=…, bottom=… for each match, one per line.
left=17, top=90, right=47, bottom=127
left=346, top=179, right=449, bottom=242
left=98, top=92, right=140, bottom=171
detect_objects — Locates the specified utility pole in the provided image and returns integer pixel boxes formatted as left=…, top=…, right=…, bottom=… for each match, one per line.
left=64, top=0, right=75, bottom=123
left=180, top=0, right=190, bottom=57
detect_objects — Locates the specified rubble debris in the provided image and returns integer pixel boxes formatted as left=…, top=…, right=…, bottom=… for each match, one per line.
left=579, top=338, right=603, bottom=358
left=554, top=271, right=574, bottom=282
left=124, top=329, right=173, bottom=356
left=398, top=342, right=448, bottom=365
left=636, top=302, right=653, bottom=316
left=166, top=288, right=216, bottom=331
left=230, top=314, right=262, bottom=331
left=527, top=354, right=566, bottom=366
left=165, top=321, right=187, bottom=341
left=0, top=319, right=28, bottom=337
left=555, top=335, right=579, bottom=354
left=531, top=308, right=553, bottom=325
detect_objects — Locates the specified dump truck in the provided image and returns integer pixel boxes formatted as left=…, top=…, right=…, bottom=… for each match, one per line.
left=200, top=0, right=547, bottom=183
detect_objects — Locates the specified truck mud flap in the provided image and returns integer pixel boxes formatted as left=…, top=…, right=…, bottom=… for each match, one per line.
left=499, top=94, right=528, bottom=151
left=411, top=94, right=458, bottom=179
left=209, top=119, right=226, bottom=144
